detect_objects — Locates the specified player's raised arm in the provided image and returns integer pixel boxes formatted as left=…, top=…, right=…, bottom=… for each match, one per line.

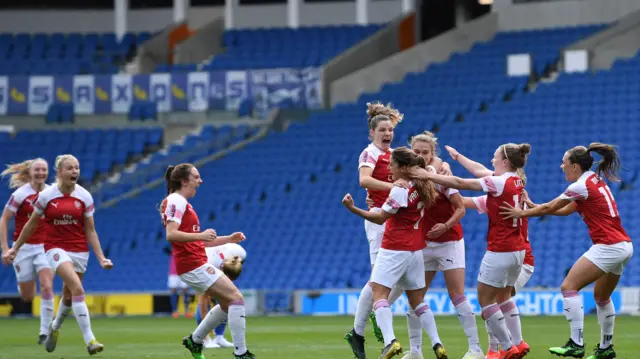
left=445, top=145, right=493, bottom=178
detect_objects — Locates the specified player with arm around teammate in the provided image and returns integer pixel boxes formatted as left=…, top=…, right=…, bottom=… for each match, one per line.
left=2, top=154, right=113, bottom=355
left=160, top=163, right=254, bottom=359
left=411, top=143, right=533, bottom=359
left=344, top=147, right=442, bottom=359
left=197, top=243, right=247, bottom=349
left=499, top=143, right=633, bottom=359
left=447, top=146, right=534, bottom=359
left=0, top=158, right=55, bottom=345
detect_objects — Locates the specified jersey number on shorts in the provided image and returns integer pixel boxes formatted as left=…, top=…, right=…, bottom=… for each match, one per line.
left=598, top=186, right=619, bottom=218
left=414, top=201, right=425, bottom=230
left=512, top=195, right=523, bottom=228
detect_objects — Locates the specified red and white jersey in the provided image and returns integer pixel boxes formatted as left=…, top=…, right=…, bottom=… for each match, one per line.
left=559, top=171, right=630, bottom=245
left=359, top=143, right=392, bottom=208
left=161, top=193, right=207, bottom=275
left=474, top=195, right=534, bottom=266
left=423, top=184, right=463, bottom=243
left=5, top=183, right=49, bottom=245
left=381, top=183, right=427, bottom=252
left=33, top=184, right=94, bottom=253
left=206, top=244, right=247, bottom=270
left=476, top=172, right=526, bottom=252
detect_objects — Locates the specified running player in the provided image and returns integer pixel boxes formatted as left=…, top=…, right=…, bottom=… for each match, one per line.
left=411, top=143, right=532, bottom=359
left=499, top=143, right=633, bottom=359
left=168, top=252, right=193, bottom=318
left=160, top=163, right=255, bottom=359
left=343, top=147, right=442, bottom=359
left=197, top=243, right=247, bottom=349
left=0, top=158, right=54, bottom=345
left=446, top=145, right=534, bottom=359
left=2, top=154, right=112, bottom=355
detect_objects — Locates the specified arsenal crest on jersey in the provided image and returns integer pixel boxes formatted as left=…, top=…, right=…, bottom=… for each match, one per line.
left=74, top=200, right=81, bottom=209
left=53, top=253, right=60, bottom=262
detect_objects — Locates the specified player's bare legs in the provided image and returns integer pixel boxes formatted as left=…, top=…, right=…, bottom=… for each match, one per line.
left=477, top=283, right=519, bottom=359
left=185, top=275, right=255, bottom=359
left=550, top=257, right=609, bottom=358
left=46, top=265, right=102, bottom=355
left=370, top=282, right=401, bottom=359
left=405, top=286, right=446, bottom=359
left=17, top=267, right=54, bottom=344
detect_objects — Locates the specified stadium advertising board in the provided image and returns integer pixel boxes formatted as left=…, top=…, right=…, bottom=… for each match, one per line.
left=296, top=289, right=624, bottom=316
left=0, top=68, right=323, bottom=116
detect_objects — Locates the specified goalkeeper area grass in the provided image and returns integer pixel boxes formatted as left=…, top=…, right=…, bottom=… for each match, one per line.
left=0, top=315, right=639, bottom=358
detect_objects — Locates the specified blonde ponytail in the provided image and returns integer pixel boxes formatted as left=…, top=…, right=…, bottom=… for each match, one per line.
left=1, top=158, right=46, bottom=189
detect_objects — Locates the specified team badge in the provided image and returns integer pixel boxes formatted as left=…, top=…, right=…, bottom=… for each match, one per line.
left=74, top=200, right=81, bottom=209
left=53, top=253, right=60, bottom=262
left=206, top=266, right=216, bottom=275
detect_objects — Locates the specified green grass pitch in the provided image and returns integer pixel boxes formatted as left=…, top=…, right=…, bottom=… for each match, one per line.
left=1, top=315, right=639, bottom=358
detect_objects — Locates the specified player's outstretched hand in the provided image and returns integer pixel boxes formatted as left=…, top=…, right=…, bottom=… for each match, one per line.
left=201, top=229, right=217, bottom=242
left=229, top=232, right=246, bottom=243
left=1, top=248, right=17, bottom=266
left=342, top=194, right=354, bottom=208
left=500, top=201, right=522, bottom=219
left=445, top=145, right=459, bottom=160
left=100, top=258, right=114, bottom=270
left=427, top=223, right=448, bottom=238
left=393, top=178, right=410, bottom=189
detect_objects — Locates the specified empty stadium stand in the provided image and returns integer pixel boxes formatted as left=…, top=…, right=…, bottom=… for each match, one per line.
left=1, top=24, right=639, bottom=314
left=0, top=32, right=152, bottom=75
left=155, top=24, right=383, bottom=72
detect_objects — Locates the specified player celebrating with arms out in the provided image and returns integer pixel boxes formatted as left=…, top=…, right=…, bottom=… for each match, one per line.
left=160, top=163, right=255, bottom=359
left=2, top=154, right=113, bottom=355
left=445, top=145, right=534, bottom=359
left=411, top=143, right=532, bottom=359
left=0, top=158, right=55, bottom=345
left=500, top=143, right=633, bottom=359
left=344, top=147, right=442, bottom=359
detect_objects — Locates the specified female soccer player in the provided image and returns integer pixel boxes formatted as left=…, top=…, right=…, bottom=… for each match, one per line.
left=2, top=154, right=112, bottom=355
left=160, top=163, right=255, bottom=359
left=499, top=143, right=633, bottom=359
left=196, top=243, right=247, bottom=349
left=406, top=133, right=483, bottom=359
left=0, top=158, right=54, bottom=344
left=411, top=143, right=532, bottom=359
left=343, top=147, right=442, bottom=359
left=446, top=145, right=534, bottom=359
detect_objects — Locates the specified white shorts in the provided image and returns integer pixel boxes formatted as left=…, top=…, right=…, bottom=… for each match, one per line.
left=13, top=243, right=51, bottom=283
left=179, top=263, right=222, bottom=294
left=423, top=239, right=466, bottom=272
left=478, top=250, right=525, bottom=288
left=167, top=274, right=189, bottom=289
left=371, top=248, right=425, bottom=290
left=513, top=264, right=534, bottom=293
left=365, top=208, right=386, bottom=265
left=583, top=241, right=633, bottom=275
left=46, top=248, right=90, bottom=274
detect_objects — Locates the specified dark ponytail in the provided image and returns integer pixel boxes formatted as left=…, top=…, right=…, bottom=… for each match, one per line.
left=588, top=143, right=621, bottom=182
left=165, top=163, right=194, bottom=195
left=568, top=143, right=621, bottom=182
left=391, top=147, right=439, bottom=209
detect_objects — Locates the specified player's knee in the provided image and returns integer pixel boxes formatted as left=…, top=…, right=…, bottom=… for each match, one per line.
left=560, top=280, right=576, bottom=293
left=229, top=289, right=244, bottom=304
left=40, top=284, right=53, bottom=299
left=593, top=292, right=610, bottom=303
left=20, top=291, right=35, bottom=302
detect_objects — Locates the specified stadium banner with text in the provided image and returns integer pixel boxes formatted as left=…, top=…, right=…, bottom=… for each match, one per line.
left=295, top=289, right=624, bottom=316
left=0, top=68, right=322, bottom=116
